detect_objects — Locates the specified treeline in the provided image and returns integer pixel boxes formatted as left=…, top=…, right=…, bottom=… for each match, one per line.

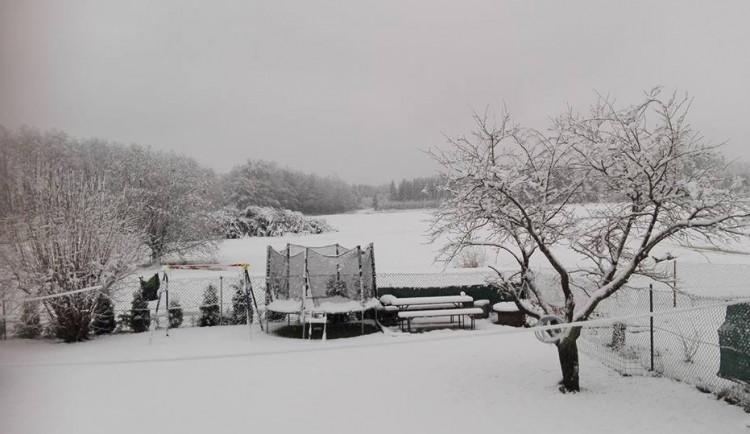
left=222, top=160, right=359, bottom=215
left=387, top=176, right=444, bottom=202
left=0, top=127, right=219, bottom=264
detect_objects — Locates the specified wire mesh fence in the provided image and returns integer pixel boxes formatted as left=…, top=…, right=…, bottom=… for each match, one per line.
left=0, top=270, right=501, bottom=339
left=2, top=264, right=749, bottom=402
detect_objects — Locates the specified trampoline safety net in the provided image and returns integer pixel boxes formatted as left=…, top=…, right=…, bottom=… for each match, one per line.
left=266, top=243, right=376, bottom=306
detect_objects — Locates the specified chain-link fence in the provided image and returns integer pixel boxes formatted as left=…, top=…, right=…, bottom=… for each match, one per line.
left=0, top=270, right=501, bottom=338
left=577, top=287, right=744, bottom=395
left=2, top=264, right=749, bottom=404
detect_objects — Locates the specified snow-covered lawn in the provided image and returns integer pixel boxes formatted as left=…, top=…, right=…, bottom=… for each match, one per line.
left=1, top=322, right=747, bottom=434
left=169, top=209, right=750, bottom=298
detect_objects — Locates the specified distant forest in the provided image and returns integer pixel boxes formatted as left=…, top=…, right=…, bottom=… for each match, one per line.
left=0, top=126, right=439, bottom=230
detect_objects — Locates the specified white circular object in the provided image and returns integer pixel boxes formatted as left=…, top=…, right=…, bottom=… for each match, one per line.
left=534, top=315, right=566, bottom=344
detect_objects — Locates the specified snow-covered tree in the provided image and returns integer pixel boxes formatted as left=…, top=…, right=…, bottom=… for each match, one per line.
left=117, top=146, right=220, bottom=263
left=230, top=283, right=251, bottom=325
left=14, top=301, right=42, bottom=339
left=199, top=284, right=221, bottom=327
left=0, top=168, right=144, bottom=342
left=129, top=290, right=151, bottom=333
left=430, top=89, right=750, bottom=392
left=168, top=298, right=184, bottom=329
left=91, top=294, right=117, bottom=335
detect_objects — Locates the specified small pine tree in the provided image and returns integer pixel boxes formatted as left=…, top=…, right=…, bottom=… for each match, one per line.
left=116, top=311, right=131, bottom=333
left=230, top=284, right=254, bottom=325
left=199, top=284, right=221, bottom=327
left=15, top=301, right=42, bottom=339
left=91, top=294, right=117, bottom=335
left=129, top=290, right=151, bottom=333
left=325, top=275, right=348, bottom=297
left=168, top=298, right=183, bottom=329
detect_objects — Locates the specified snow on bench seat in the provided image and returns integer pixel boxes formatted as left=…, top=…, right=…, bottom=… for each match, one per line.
left=397, top=307, right=483, bottom=318
left=473, top=299, right=490, bottom=307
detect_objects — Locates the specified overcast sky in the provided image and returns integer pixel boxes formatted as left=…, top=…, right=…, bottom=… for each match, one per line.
left=1, top=1, right=749, bottom=184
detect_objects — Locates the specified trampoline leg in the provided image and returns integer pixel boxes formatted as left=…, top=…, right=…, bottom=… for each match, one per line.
left=323, top=322, right=327, bottom=341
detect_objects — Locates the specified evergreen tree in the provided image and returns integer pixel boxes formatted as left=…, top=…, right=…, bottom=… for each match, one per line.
left=389, top=180, right=397, bottom=201
left=129, top=290, right=151, bottom=333
left=372, top=194, right=379, bottom=211
left=14, top=301, right=41, bottom=339
left=91, top=294, right=117, bottom=335
left=168, top=298, right=184, bottom=329
left=199, top=284, right=221, bottom=327
left=230, top=284, right=253, bottom=325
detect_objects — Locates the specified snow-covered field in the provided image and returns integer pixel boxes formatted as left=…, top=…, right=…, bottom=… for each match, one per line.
left=1, top=323, right=748, bottom=434
left=170, top=209, right=750, bottom=298
left=3, top=209, right=750, bottom=434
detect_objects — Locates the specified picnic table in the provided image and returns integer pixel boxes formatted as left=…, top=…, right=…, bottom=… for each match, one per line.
left=380, top=293, right=483, bottom=332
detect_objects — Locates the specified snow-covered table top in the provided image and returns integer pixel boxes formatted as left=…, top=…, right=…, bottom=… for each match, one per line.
left=379, top=294, right=474, bottom=306
left=493, top=302, right=520, bottom=313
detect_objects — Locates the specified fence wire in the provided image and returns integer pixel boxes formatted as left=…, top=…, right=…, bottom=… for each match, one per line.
left=2, top=264, right=750, bottom=402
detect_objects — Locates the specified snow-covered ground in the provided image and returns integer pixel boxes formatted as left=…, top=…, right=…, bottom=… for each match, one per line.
left=167, top=209, right=750, bottom=298
left=1, top=322, right=748, bottom=434
left=3, top=209, right=750, bottom=434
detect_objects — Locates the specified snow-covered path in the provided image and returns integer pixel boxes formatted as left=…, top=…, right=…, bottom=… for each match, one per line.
left=1, top=323, right=746, bottom=434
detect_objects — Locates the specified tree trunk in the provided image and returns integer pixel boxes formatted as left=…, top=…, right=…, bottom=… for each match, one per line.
left=556, top=327, right=581, bottom=392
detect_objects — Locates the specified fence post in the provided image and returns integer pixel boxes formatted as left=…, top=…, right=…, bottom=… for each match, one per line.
left=649, top=283, right=654, bottom=371
left=672, top=260, right=677, bottom=308
left=1, top=299, right=6, bottom=340
left=219, top=276, right=224, bottom=326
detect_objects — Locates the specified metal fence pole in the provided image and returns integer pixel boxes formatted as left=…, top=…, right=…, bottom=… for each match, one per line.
left=672, top=260, right=677, bottom=308
left=649, top=283, right=654, bottom=371
left=1, top=299, right=6, bottom=340
left=219, top=277, right=224, bottom=326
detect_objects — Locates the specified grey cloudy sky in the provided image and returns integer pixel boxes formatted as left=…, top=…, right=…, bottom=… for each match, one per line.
left=1, top=1, right=749, bottom=184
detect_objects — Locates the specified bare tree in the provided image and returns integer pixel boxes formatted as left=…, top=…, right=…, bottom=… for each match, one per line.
left=0, top=169, right=144, bottom=342
left=430, top=90, right=750, bottom=392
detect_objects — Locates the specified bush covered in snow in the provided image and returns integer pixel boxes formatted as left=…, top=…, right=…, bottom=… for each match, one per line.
left=230, top=284, right=252, bottom=325
left=199, top=284, right=221, bottom=327
left=91, top=294, right=117, bottom=335
left=129, top=291, right=151, bottom=333
left=216, top=206, right=334, bottom=239
left=168, top=299, right=184, bottom=329
left=14, top=301, right=42, bottom=339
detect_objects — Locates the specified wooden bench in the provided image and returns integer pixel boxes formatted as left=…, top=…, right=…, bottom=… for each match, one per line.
left=397, top=307, right=484, bottom=332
